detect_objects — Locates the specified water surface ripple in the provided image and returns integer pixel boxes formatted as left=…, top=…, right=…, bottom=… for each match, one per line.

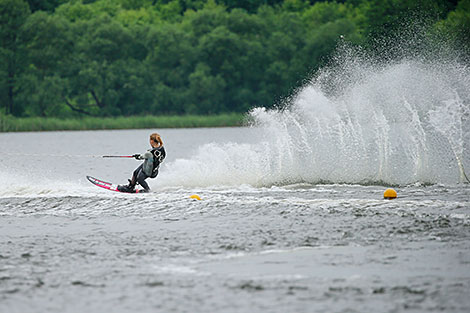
left=1, top=182, right=469, bottom=313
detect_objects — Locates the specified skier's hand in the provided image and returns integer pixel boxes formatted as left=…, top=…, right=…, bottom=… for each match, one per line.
left=132, top=154, right=140, bottom=159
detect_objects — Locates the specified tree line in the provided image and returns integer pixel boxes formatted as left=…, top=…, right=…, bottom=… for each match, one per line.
left=0, top=0, right=468, bottom=118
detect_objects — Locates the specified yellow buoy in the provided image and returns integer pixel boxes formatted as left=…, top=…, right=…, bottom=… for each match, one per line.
left=190, top=194, right=201, bottom=200
left=383, top=188, right=397, bottom=199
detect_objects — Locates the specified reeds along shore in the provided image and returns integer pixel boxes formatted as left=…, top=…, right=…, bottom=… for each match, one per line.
left=0, top=113, right=245, bottom=132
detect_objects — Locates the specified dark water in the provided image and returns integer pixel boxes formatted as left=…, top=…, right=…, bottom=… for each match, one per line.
left=0, top=128, right=469, bottom=312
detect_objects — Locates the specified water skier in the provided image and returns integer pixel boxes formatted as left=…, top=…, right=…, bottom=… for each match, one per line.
left=118, top=132, right=166, bottom=193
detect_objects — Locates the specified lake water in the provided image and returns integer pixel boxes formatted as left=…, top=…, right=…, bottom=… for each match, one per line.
left=0, top=127, right=469, bottom=313
left=2, top=48, right=470, bottom=312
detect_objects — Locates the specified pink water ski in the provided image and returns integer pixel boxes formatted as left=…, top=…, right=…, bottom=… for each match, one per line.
left=86, top=176, right=143, bottom=193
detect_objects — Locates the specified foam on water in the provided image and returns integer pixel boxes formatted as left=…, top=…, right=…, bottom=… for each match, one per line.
left=159, top=44, right=470, bottom=187
left=0, top=170, right=80, bottom=198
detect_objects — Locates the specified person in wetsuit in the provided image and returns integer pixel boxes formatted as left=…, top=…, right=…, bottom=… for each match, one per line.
left=118, top=132, right=166, bottom=193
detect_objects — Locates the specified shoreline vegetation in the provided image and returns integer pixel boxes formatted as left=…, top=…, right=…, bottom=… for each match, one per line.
left=2, top=0, right=467, bottom=121
left=0, top=113, right=246, bottom=132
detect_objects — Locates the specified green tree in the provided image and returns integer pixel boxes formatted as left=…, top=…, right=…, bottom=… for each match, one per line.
left=188, top=62, right=226, bottom=113
left=219, top=0, right=283, bottom=13
left=2, top=0, right=464, bottom=120
left=358, top=0, right=457, bottom=48
left=118, top=0, right=153, bottom=10
left=26, top=0, right=64, bottom=12
left=54, top=0, right=95, bottom=22
left=65, top=15, right=143, bottom=116
left=145, top=23, right=195, bottom=113
left=16, top=74, right=69, bottom=116
left=182, top=0, right=227, bottom=38
left=435, top=0, right=470, bottom=55
left=16, top=11, right=73, bottom=116
left=0, top=0, right=30, bottom=115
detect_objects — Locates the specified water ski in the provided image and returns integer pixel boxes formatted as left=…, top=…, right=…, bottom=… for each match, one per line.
left=86, top=176, right=146, bottom=193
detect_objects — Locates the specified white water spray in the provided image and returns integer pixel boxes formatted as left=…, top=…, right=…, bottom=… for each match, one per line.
left=160, top=44, right=470, bottom=187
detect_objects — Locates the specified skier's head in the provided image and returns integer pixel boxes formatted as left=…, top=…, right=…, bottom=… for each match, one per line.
left=150, top=133, right=163, bottom=148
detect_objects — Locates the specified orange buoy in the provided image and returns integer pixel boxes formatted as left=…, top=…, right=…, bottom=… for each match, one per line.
left=190, top=194, right=201, bottom=200
left=384, top=188, right=397, bottom=199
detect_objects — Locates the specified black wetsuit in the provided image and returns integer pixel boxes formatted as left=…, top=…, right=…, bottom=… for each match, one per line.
left=127, top=146, right=166, bottom=192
